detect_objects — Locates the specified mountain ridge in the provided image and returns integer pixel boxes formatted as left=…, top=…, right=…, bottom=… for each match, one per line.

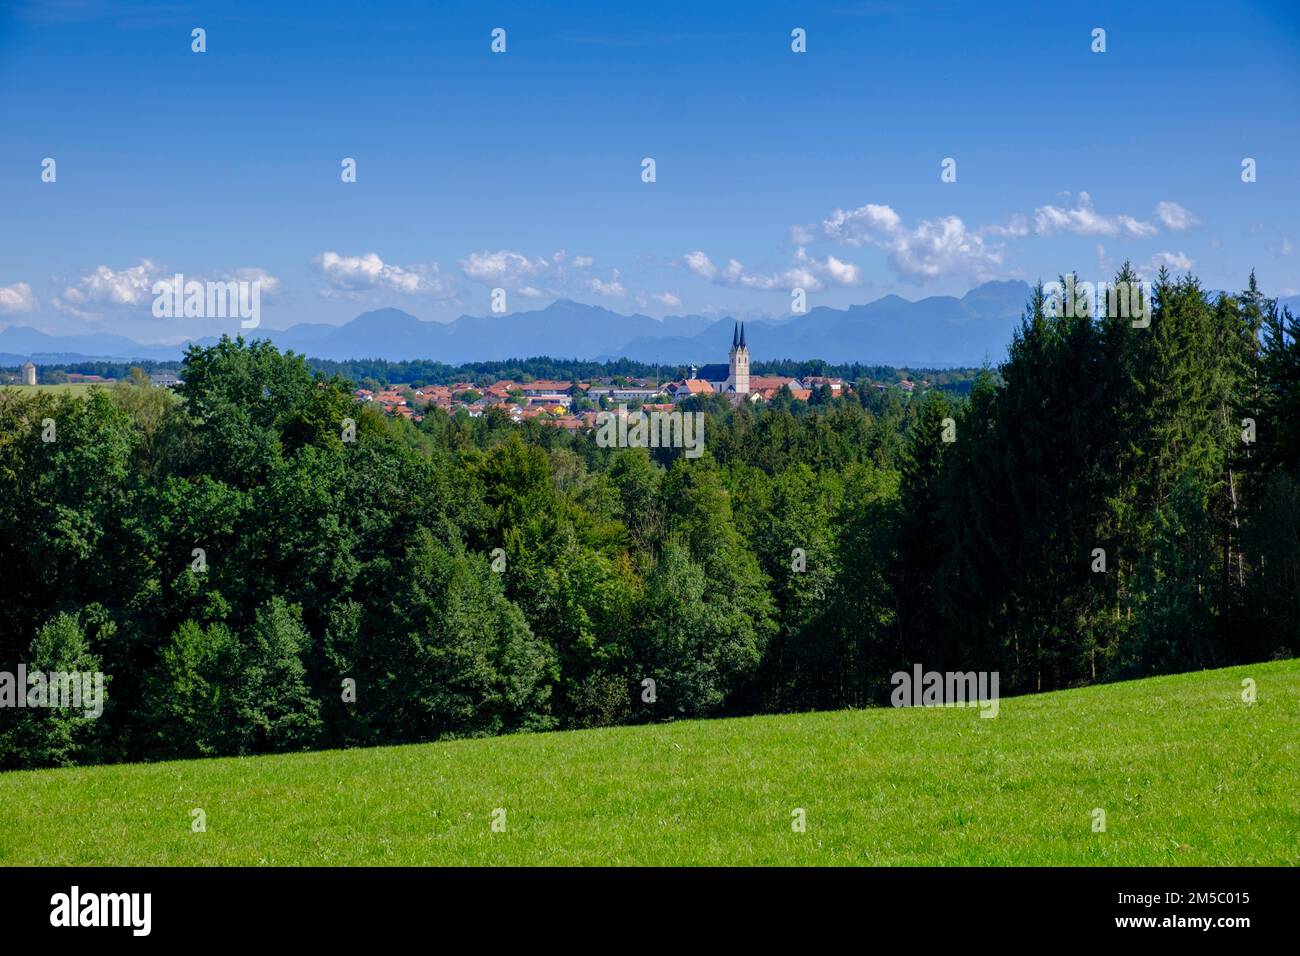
left=11, top=279, right=1248, bottom=367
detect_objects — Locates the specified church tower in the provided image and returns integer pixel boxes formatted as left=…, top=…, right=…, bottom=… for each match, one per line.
left=728, top=322, right=750, bottom=394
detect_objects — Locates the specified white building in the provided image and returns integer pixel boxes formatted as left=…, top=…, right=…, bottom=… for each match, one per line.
left=694, top=322, right=751, bottom=395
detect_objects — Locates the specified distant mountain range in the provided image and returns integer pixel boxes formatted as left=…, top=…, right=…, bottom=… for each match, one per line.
left=5, top=282, right=1296, bottom=368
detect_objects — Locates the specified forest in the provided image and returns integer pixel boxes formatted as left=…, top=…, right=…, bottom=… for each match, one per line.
left=1, top=265, right=1296, bottom=770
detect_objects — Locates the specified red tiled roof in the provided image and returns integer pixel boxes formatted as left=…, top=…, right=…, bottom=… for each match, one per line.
left=748, top=375, right=797, bottom=390
left=672, top=379, right=714, bottom=394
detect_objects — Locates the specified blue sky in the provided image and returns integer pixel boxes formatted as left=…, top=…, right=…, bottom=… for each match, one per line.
left=2, top=0, right=1298, bottom=341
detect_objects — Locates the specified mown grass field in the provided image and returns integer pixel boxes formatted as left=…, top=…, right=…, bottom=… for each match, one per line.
left=1, top=383, right=105, bottom=397
left=1, top=660, right=1296, bottom=866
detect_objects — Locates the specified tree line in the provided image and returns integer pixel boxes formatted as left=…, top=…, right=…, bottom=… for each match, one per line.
left=0, top=265, right=1295, bottom=769
left=3, top=354, right=981, bottom=395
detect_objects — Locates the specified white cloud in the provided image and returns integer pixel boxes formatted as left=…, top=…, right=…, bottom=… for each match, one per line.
left=887, top=217, right=1004, bottom=282
left=56, top=259, right=162, bottom=314
left=315, top=251, right=454, bottom=298
left=682, top=248, right=859, bottom=293
left=586, top=270, right=627, bottom=298
left=55, top=260, right=285, bottom=317
left=718, top=258, right=819, bottom=291
left=787, top=223, right=818, bottom=245
left=1142, top=250, right=1194, bottom=275
left=795, top=247, right=861, bottom=286
left=1155, top=201, right=1197, bottom=231
left=796, top=192, right=1174, bottom=283
left=461, top=250, right=550, bottom=286
left=653, top=291, right=682, bottom=307
left=983, top=213, right=1030, bottom=238
left=811, top=203, right=902, bottom=247
left=224, top=267, right=282, bottom=296
left=460, top=249, right=599, bottom=299
left=684, top=250, right=718, bottom=280
left=1282, top=237, right=1294, bottom=257
left=0, top=282, right=37, bottom=314
left=1033, top=192, right=1157, bottom=239
left=693, top=255, right=808, bottom=291
left=794, top=203, right=1003, bottom=283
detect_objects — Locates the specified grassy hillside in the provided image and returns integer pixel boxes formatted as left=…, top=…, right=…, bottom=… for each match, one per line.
left=1, top=660, right=1296, bottom=866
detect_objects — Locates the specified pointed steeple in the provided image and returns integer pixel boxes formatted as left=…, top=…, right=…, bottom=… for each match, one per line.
left=739, top=323, right=746, bottom=348
left=732, top=322, right=739, bottom=348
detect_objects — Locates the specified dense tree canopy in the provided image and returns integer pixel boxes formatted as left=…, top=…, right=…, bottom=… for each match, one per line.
left=1, top=266, right=1295, bottom=769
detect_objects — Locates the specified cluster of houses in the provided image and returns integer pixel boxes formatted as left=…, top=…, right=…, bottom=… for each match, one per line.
left=10, top=326, right=931, bottom=436
left=356, top=380, right=654, bottom=433
left=355, top=324, right=868, bottom=434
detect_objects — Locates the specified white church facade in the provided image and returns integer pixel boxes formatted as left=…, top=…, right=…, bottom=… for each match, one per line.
left=690, top=322, right=751, bottom=395
left=667, top=322, right=811, bottom=404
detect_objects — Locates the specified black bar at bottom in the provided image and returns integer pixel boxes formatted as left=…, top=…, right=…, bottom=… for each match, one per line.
left=0, top=867, right=1283, bottom=941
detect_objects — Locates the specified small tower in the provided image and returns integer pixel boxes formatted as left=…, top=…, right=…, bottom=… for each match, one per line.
left=728, top=322, right=750, bottom=394
left=20, top=361, right=36, bottom=386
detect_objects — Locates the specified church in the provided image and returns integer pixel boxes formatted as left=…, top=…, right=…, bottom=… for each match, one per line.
left=695, top=322, right=751, bottom=394
left=667, top=323, right=811, bottom=404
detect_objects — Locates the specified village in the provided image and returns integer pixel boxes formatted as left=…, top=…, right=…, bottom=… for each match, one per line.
left=351, top=324, right=919, bottom=433
left=5, top=360, right=927, bottom=434
left=351, top=369, right=889, bottom=432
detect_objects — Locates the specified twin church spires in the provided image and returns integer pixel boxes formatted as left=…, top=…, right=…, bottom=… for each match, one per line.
left=731, top=321, right=747, bottom=350
left=727, top=321, right=750, bottom=394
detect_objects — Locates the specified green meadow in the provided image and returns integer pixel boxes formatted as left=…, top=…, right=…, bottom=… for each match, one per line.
left=1, top=383, right=104, bottom=398
left=1, top=659, right=1296, bottom=866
